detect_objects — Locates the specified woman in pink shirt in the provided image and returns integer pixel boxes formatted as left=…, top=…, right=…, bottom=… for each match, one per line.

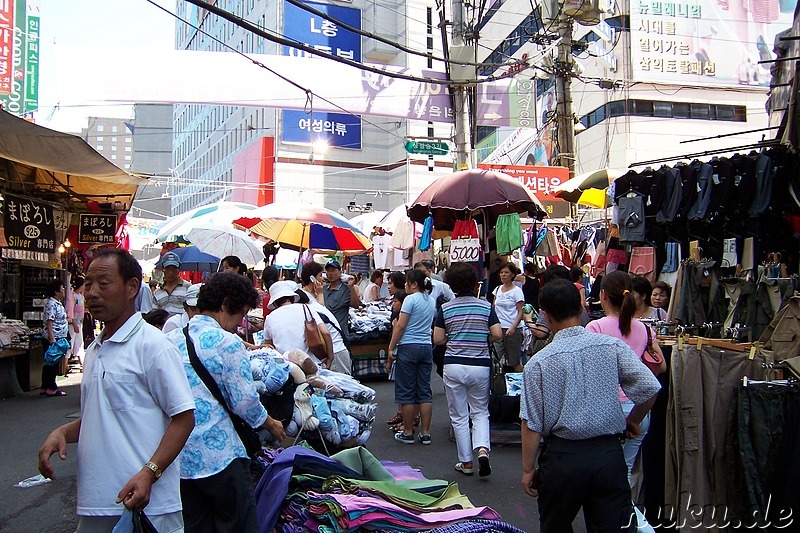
left=586, top=270, right=665, bottom=483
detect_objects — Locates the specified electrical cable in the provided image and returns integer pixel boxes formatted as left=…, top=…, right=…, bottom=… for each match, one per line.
left=144, top=0, right=409, bottom=144
left=182, top=0, right=514, bottom=85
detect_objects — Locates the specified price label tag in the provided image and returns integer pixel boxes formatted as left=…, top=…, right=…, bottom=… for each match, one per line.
left=449, top=238, right=481, bottom=263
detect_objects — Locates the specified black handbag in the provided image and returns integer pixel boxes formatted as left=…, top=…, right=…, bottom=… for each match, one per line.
left=133, top=510, right=158, bottom=533
left=183, top=326, right=262, bottom=457
left=489, top=342, right=507, bottom=396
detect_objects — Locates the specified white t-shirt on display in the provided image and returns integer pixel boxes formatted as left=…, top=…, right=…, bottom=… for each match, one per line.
left=492, top=285, right=524, bottom=329
left=263, top=303, right=325, bottom=362
left=362, top=282, right=380, bottom=303
left=78, top=313, right=195, bottom=517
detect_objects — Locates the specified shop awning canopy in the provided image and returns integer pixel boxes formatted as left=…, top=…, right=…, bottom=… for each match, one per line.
left=0, top=110, right=149, bottom=203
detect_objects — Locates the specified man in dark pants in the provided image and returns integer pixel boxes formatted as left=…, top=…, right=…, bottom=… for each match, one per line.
left=520, top=279, right=661, bottom=532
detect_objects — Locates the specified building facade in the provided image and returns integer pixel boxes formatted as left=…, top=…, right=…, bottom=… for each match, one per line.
left=80, top=117, right=134, bottom=170
left=473, top=0, right=790, bottom=174
left=171, top=0, right=455, bottom=217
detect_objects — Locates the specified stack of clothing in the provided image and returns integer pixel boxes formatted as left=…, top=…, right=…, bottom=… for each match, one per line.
left=349, top=304, right=392, bottom=344
left=255, top=446, right=505, bottom=532
left=0, top=318, right=31, bottom=350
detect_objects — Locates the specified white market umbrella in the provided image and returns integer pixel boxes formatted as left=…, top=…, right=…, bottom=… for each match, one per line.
left=154, top=201, right=259, bottom=243
left=185, top=225, right=264, bottom=265
left=349, top=211, right=388, bottom=234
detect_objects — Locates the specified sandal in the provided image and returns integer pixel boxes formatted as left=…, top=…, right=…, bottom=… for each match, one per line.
left=455, top=462, right=474, bottom=475
left=45, top=390, right=67, bottom=397
left=386, top=412, right=403, bottom=425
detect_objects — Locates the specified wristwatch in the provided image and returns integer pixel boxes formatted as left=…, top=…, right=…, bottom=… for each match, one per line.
left=144, top=461, right=162, bottom=481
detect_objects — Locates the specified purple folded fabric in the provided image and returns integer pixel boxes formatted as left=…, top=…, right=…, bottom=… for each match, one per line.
left=308, top=491, right=501, bottom=529
left=379, top=460, right=427, bottom=480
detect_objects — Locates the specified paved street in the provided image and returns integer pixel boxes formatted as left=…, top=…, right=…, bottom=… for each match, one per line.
left=0, top=371, right=589, bottom=533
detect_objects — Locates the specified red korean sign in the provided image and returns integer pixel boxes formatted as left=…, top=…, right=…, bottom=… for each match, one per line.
left=0, top=0, right=13, bottom=95
left=479, top=164, right=571, bottom=218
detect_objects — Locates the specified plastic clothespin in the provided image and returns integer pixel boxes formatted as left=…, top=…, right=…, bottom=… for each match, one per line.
left=677, top=335, right=684, bottom=351
left=697, top=337, right=704, bottom=349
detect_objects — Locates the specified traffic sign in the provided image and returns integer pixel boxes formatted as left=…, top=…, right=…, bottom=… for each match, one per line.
left=404, top=140, right=450, bottom=155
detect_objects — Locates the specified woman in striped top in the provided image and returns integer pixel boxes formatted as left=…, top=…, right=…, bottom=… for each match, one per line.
left=434, top=262, right=503, bottom=477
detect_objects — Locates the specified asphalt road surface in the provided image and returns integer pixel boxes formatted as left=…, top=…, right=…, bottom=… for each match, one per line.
left=0, top=371, right=590, bottom=532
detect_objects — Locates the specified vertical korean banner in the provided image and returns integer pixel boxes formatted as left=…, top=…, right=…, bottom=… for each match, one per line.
left=0, top=0, right=14, bottom=97
left=282, top=1, right=362, bottom=149
left=24, top=0, right=37, bottom=112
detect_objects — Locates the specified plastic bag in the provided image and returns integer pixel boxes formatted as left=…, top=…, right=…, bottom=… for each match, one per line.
left=112, top=509, right=159, bottom=533
left=111, top=509, right=134, bottom=533
left=14, top=474, right=52, bottom=488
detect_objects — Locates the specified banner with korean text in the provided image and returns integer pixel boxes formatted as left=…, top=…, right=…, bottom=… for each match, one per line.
left=630, top=0, right=797, bottom=87
left=0, top=0, right=38, bottom=114
left=282, top=1, right=362, bottom=149
left=478, top=164, right=570, bottom=218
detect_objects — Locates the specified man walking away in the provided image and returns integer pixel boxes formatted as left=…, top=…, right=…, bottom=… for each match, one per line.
left=520, top=279, right=661, bottom=533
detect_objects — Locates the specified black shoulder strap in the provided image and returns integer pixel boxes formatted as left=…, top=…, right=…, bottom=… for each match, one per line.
left=183, top=326, right=246, bottom=427
left=316, top=309, right=350, bottom=347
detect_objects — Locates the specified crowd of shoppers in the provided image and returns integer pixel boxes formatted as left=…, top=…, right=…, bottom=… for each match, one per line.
left=36, top=246, right=670, bottom=533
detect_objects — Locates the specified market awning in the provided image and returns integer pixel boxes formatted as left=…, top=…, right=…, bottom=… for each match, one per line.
left=0, top=109, right=149, bottom=202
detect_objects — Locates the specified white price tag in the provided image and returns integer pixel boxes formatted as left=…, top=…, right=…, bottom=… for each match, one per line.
left=449, top=238, right=481, bottom=263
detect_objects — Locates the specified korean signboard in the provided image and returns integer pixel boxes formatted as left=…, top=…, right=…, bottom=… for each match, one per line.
left=3, top=194, right=56, bottom=252
left=0, top=0, right=13, bottom=95
left=78, top=214, right=117, bottom=244
left=282, top=0, right=362, bottom=149
left=0, top=0, right=38, bottom=114
left=479, top=164, right=570, bottom=218
left=630, top=0, right=797, bottom=87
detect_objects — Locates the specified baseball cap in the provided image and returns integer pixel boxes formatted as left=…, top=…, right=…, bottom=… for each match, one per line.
left=325, top=259, right=341, bottom=270
left=185, top=283, right=202, bottom=307
left=161, top=252, right=181, bottom=268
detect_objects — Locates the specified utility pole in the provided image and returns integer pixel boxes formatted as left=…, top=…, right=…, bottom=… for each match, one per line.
left=554, top=12, right=577, bottom=217
left=449, top=0, right=472, bottom=170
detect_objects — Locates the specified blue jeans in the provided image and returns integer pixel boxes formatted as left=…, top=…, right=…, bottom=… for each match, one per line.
left=621, top=399, right=650, bottom=484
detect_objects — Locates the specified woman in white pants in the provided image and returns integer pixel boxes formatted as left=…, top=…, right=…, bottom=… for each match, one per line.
left=433, top=262, right=503, bottom=477
left=69, top=277, right=86, bottom=366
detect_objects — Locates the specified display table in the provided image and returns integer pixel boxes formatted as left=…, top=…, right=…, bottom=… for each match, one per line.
left=0, top=349, right=26, bottom=398
left=350, top=339, right=388, bottom=379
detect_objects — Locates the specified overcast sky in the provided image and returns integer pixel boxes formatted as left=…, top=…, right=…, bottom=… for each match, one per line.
left=38, top=0, right=176, bottom=133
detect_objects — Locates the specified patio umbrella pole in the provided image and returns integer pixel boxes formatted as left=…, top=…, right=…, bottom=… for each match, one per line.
left=297, top=223, right=307, bottom=272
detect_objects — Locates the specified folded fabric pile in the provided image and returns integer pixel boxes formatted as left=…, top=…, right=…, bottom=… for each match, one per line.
left=0, top=318, right=31, bottom=349
left=256, top=446, right=508, bottom=533
left=349, top=305, right=392, bottom=343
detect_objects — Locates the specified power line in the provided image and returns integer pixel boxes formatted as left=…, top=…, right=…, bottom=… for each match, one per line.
left=182, top=0, right=514, bottom=86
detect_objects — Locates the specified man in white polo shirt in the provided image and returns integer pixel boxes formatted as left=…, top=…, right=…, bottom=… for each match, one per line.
left=38, top=248, right=195, bottom=532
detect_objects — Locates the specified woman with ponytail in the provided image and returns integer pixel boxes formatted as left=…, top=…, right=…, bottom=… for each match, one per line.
left=586, top=270, right=665, bottom=482
left=386, top=268, right=436, bottom=445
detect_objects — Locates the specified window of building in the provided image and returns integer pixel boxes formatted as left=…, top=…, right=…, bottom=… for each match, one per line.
left=111, top=155, right=117, bottom=160
left=111, top=137, right=117, bottom=142
left=125, top=155, right=132, bottom=161
left=112, top=125, right=118, bottom=133
left=125, top=164, right=131, bottom=169
left=96, top=125, right=104, bottom=132
left=111, top=146, right=117, bottom=151
left=97, top=136, right=104, bottom=141
left=125, top=146, right=132, bottom=152
left=577, top=99, right=746, bottom=133
left=96, top=145, right=104, bottom=151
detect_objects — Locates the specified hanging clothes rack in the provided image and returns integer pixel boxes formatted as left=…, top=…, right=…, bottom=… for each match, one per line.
left=628, top=140, right=781, bottom=168
left=679, top=126, right=781, bottom=144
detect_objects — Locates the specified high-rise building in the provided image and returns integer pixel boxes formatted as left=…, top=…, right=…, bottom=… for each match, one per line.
left=80, top=117, right=134, bottom=170
left=171, top=0, right=453, bottom=217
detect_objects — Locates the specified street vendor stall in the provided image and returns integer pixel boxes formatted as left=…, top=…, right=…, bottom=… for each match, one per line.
left=0, top=110, right=148, bottom=392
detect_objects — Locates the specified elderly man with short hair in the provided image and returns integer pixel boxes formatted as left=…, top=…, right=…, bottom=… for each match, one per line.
left=38, top=248, right=195, bottom=532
